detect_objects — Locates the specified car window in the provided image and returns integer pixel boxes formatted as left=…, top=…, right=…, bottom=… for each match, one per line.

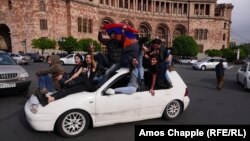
left=208, top=59, right=214, bottom=62
left=0, top=53, right=16, bottom=65
left=241, top=64, right=247, bottom=71
left=66, top=55, right=73, bottom=59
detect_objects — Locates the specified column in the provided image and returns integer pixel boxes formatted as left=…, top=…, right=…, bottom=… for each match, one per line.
left=141, top=0, right=143, bottom=11
left=146, top=0, right=148, bottom=11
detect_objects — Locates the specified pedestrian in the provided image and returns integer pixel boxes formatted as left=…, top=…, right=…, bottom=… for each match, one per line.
left=215, top=60, right=225, bottom=90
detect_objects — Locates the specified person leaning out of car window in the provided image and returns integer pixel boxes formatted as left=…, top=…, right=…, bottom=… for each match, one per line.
left=111, top=57, right=141, bottom=94
left=36, top=55, right=64, bottom=92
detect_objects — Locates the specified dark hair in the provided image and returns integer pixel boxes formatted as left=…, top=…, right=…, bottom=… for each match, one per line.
left=75, top=53, right=84, bottom=63
left=46, top=55, right=50, bottom=62
left=151, top=39, right=162, bottom=45
left=129, top=57, right=138, bottom=73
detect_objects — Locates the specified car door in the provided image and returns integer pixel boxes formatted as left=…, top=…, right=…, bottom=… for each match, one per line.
left=65, top=54, right=74, bottom=64
left=206, top=59, right=214, bottom=69
left=95, top=73, right=141, bottom=124
left=238, top=64, right=247, bottom=84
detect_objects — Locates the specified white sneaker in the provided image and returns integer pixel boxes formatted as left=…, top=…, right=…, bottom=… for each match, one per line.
left=106, top=88, right=115, bottom=95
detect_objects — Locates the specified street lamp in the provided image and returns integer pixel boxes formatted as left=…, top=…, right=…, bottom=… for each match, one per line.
left=21, top=39, right=27, bottom=53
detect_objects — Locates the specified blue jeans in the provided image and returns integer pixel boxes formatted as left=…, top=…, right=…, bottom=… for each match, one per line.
left=114, top=86, right=137, bottom=94
left=38, top=74, right=56, bottom=92
left=97, top=63, right=121, bottom=87
left=165, top=70, right=172, bottom=84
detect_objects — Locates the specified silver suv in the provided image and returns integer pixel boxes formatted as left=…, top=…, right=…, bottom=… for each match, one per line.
left=0, top=51, right=31, bottom=94
left=192, top=57, right=228, bottom=71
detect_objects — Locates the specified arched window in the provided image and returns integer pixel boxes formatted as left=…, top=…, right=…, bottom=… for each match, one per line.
left=156, top=24, right=169, bottom=44
left=224, top=22, right=227, bottom=29
left=173, top=27, right=186, bottom=40
left=77, top=17, right=82, bottom=32
left=138, top=22, right=151, bottom=38
left=39, top=0, right=46, bottom=12
left=223, top=33, right=226, bottom=41
left=83, top=18, right=87, bottom=33
left=88, top=19, right=93, bottom=33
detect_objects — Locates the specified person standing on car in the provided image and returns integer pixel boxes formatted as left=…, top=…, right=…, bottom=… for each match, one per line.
left=97, top=26, right=123, bottom=87
left=215, top=60, right=225, bottom=90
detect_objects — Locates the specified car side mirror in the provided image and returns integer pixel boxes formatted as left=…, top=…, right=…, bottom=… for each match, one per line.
left=105, top=88, right=115, bottom=95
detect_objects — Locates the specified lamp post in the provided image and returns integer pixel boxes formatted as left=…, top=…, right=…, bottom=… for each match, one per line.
left=21, top=39, right=27, bottom=53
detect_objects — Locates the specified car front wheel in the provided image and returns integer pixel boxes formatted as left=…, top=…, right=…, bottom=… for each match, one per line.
left=56, top=110, right=90, bottom=137
left=201, top=66, right=206, bottom=71
left=163, top=100, right=182, bottom=120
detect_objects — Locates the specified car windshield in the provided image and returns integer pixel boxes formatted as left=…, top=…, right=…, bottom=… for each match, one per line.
left=198, top=58, right=209, bottom=62
left=0, top=53, right=16, bottom=65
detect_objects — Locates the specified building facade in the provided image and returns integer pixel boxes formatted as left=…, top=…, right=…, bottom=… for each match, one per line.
left=0, top=0, right=233, bottom=54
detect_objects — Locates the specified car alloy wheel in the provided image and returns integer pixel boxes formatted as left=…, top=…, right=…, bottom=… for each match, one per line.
left=163, top=100, right=182, bottom=120
left=56, top=110, right=90, bottom=137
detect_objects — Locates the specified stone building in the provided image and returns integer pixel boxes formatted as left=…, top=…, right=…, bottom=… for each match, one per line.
left=0, top=0, right=233, bottom=54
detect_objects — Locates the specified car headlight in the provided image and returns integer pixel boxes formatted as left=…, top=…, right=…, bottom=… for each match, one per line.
left=18, top=72, right=29, bottom=80
left=30, top=104, right=38, bottom=114
left=29, top=95, right=40, bottom=114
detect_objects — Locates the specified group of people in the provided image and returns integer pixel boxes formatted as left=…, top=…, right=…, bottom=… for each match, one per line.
left=35, top=24, right=174, bottom=106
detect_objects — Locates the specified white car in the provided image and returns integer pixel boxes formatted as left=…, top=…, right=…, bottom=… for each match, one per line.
left=179, top=57, right=197, bottom=64
left=192, top=57, right=228, bottom=71
left=9, top=53, right=31, bottom=65
left=24, top=68, right=190, bottom=137
left=60, top=54, right=85, bottom=65
left=237, top=62, right=250, bottom=90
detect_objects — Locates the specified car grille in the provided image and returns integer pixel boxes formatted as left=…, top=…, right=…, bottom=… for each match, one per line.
left=0, top=73, right=18, bottom=80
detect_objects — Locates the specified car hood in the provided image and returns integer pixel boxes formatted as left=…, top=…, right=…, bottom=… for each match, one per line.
left=0, top=65, right=26, bottom=73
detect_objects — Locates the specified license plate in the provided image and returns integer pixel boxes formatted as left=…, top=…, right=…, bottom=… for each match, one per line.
left=0, top=83, right=16, bottom=88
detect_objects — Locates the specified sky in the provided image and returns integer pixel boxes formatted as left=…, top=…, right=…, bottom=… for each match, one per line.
left=217, top=0, right=250, bottom=44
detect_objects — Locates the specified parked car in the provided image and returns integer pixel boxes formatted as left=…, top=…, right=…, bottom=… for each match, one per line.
left=178, top=57, right=197, bottom=65
left=236, top=62, right=250, bottom=90
left=8, top=53, right=31, bottom=65
left=192, top=57, right=228, bottom=71
left=25, top=53, right=45, bottom=62
left=60, top=54, right=85, bottom=65
left=0, top=51, right=31, bottom=94
left=24, top=68, right=190, bottom=137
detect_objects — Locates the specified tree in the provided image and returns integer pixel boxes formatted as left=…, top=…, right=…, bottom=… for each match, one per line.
left=58, top=36, right=79, bottom=54
left=205, top=49, right=222, bottom=57
left=78, top=38, right=101, bottom=52
left=172, top=35, right=199, bottom=57
left=31, top=37, right=56, bottom=54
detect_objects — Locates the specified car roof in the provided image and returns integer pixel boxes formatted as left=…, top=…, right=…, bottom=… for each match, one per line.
left=115, top=68, right=129, bottom=74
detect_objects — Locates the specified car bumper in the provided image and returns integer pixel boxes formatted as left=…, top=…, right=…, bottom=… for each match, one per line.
left=0, top=80, right=31, bottom=94
left=24, top=100, right=56, bottom=131
left=183, top=96, right=190, bottom=110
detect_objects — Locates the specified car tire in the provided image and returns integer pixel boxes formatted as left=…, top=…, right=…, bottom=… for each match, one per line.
left=56, top=109, right=90, bottom=137
left=201, top=66, right=206, bottom=71
left=236, top=75, right=240, bottom=84
left=60, top=61, right=64, bottom=65
left=244, top=79, right=248, bottom=91
left=162, top=100, right=182, bottom=120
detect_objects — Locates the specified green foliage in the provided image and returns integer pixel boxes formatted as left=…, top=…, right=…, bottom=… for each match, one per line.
left=220, top=48, right=235, bottom=62
left=58, top=36, right=79, bottom=54
left=204, top=49, right=223, bottom=57
left=172, top=36, right=198, bottom=57
left=31, top=37, right=56, bottom=54
left=78, top=38, right=101, bottom=52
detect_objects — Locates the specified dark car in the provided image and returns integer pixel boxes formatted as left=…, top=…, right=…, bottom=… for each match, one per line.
left=25, top=53, right=45, bottom=62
